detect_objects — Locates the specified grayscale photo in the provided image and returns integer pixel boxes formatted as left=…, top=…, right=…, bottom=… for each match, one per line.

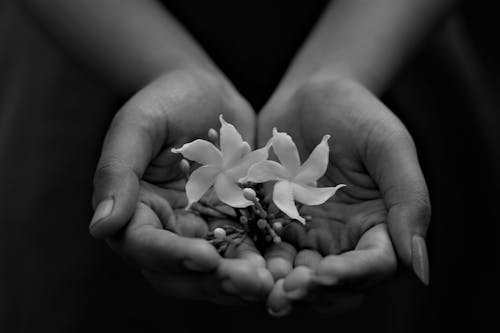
left=0, top=1, right=498, bottom=332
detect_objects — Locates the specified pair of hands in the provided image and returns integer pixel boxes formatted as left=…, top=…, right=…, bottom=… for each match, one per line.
left=89, top=68, right=430, bottom=315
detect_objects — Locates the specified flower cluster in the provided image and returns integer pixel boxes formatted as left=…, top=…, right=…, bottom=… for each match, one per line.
left=172, top=115, right=344, bottom=250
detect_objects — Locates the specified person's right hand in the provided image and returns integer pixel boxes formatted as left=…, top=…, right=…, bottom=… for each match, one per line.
left=89, top=69, right=273, bottom=304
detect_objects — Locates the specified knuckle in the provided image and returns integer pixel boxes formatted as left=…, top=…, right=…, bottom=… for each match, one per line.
left=93, top=158, right=133, bottom=187
left=391, top=191, right=432, bottom=231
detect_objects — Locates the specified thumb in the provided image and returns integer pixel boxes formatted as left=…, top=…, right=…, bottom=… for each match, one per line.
left=90, top=100, right=163, bottom=238
left=90, top=160, right=140, bottom=238
left=367, top=130, right=431, bottom=285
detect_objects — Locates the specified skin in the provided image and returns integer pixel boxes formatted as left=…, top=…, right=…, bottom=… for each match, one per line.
left=21, top=0, right=457, bottom=314
left=259, top=77, right=417, bottom=314
left=21, top=0, right=271, bottom=304
left=256, top=0, right=456, bottom=313
left=91, top=69, right=273, bottom=303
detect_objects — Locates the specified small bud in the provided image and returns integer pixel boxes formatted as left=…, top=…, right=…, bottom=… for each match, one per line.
left=305, top=215, right=312, bottom=221
left=179, top=159, right=190, bottom=175
left=257, top=219, right=267, bottom=230
left=239, top=215, right=248, bottom=224
left=208, top=128, right=218, bottom=144
left=213, top=227, right=226, bottom=239
left=272, top=222, right=283, bottom=233
left=273, top=236, right=281, bottom=243
left=243, top=188, right=257, bottom=202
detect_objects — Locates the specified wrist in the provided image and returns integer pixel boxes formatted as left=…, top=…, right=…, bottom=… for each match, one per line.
left=141, top=60, right=221, bottom=89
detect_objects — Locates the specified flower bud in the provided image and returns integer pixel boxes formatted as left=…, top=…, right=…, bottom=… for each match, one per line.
left=179, top=159, right=190, bottom=175
left=213, top=227, right=226, bottom=239
left=208, top=128, right=218, bottom=144
left=239, top=215, right=248, bottom=225
left=242, top=188, right=257, bottom=202
left=273, top=236, right=281, bottom=243
left=272, top=222, right=283, bottom=233
left=257, top=219, right=267, bottom=230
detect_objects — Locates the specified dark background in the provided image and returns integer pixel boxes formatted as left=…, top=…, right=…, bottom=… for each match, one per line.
left=0, top=0, right=499, bottom=332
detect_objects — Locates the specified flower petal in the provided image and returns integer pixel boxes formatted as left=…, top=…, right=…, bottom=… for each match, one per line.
left=292, top=183, right=345, bottom=206
left=239, top=160, right=289, bottom=183
left=295, top=135, right=331, bottom=184
left=172, top=139, right=222, bottom=166
left=273, top=180, right=305, bottom=224
left=219, top=115, right=248, bottom=167
left=226, top=142, right=271, bottom=180
left=185, top=165, right=221, bottom=207
left=214, top=172, right=253, bottom=208
left=271, top=128, right=301, bottom=175
left=229, top=141, right=252, bottom=168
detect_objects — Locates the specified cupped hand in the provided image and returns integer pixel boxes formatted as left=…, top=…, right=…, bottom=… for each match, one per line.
left=89, top=69, right=272, bottom=303
left=110, top=180, right=273, bottom=305
left=258, top=77, right=430, bottom=315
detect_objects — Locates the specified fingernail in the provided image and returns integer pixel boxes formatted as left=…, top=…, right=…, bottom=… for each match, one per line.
left=257, top=267, right=274, bottom=293
left=285, top=288, right=308, bottom=300
left=90, top=198, right=114, bottom=229
left=411, top=235, right=429, bottom=285
left=268, top=305, right=292, bottom=317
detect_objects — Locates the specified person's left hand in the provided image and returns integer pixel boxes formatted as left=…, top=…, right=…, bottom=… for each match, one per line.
left=258, top=76, right=429, bottom=315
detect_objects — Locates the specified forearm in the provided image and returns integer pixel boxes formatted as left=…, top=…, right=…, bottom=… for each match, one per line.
left=273, top=0, right=457, bottom=99
left=21, top=0, right=220, bottom=94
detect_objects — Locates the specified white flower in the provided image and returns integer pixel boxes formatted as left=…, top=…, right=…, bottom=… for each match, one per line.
left=172, top=115, right=270, bottom=208
left=241, top=128, right=345, bottom=223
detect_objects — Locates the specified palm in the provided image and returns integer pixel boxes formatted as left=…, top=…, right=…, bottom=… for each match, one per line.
left=95, top=70, right=273, bottom=304
left=261, top=79, right=401, bottom=254
left=259, top=78, right=399, bottom=313
left=135, top=72, right=253, bottom=187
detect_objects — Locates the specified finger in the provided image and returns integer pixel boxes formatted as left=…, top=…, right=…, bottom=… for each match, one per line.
left=90, top=100, right=168, bottom=238
left=312, top=224, right=397, bottom=288
left=206, top=218, right=266, bottom=268
left=366, top=128, right=431, bottom=284
left=222, top=242, right=273, bottom=300
left=264, top=242, right=297, bottom=281
left=281, top=249, right=322, bottom=300
left=108, top=202, right=220, bottom=272
left=294, top=249, right=322, bottom=269
left=143, top=270, right=246, bottom=306
left=227, top=238, right=267, bottom=269
left=267, top=279, right=292, bottom=317
left=282, top=266, right=313, bottom=300
left=217, top=258, right=273, bottom=301
left=138, top=181, right=210, bottom=238
left=205, top=219, right=273, bottom=299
